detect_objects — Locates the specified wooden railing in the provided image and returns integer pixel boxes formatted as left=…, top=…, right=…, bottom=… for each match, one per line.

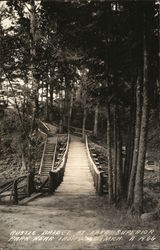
left=38, top=128, right=47, bottom=139
left=85, top=134, right=104, bottom=195
left=38, top=137, right=47, bottom=175
left=0, top=172, right=35, bottom=204
left=70, top=126, right=92, bottom=136
left=38, top=119, right=50, bottom=135
left=48, top=134, right=70, bottom=194
left=54, top=134, right=69, bottom=171
left=51, top=136, right=58, bottom=171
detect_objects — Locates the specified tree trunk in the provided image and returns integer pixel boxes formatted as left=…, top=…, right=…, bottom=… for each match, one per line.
left=116, top=106, right=123, bottom=203
left=59, top=89, right=63, bottom=133
left=41, top=81, right=44, bottom=102
left=50, top=82, right=54, bottom=120
left=123, top=117, right=132, bottom=189
left=30, top=0, right=39, bottom=132
left=82, top=92, right=87, bottom=141
left=65, top=83, right=70, bottom=128
left=133, top=8, right=150, bottom=213
left=82, top=108, right=87, bottom=141
left=45, top=82, right=49, bottom=121
left=21, top=149, right=27, bottom=171
left=156, top=79, right=160, bottom=126
left=67, top=89, right=74, bottom=133
left=113, top=105, right=117, bottom=201
left=127, top=73, right=142, bottom=205
left=93, top=103, right=99, bottom=137
left=128, top=113, right=135, bottom=184
left=106, top=103, right=113, bottom=203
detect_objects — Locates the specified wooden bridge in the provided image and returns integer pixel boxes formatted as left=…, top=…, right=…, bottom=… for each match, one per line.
left=37, top=122, right=107, bottom=197
left=0, top=122, right=107, bottom=204
left=54, top=136, right=96, bottom=196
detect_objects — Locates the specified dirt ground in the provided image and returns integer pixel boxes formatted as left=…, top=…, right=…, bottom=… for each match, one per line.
left=0, top=193, right=159, bottom=250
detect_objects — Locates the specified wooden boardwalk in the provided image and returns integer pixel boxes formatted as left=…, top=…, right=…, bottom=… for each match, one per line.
left=55, top=136, right=96, bottom=196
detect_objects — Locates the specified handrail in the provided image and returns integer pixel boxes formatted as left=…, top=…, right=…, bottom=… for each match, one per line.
left=56, top=133, right=68, bottom=136
left=39, top=176, right=49, bottom=191
left=39, top=120, right=50, bottom=131
left=55, top=157, right=63, bottom=169
left=0, top=182, right=13, bottom=195
left=37, top=119, right=50, bottom=136
left=38, top=128, right=47, bottom=137
left=85, top=134, right=103, bottom=195
left=0, top=174, right=32, bottom=204
left=70, top=125, right=92, bottom=133
left=0, top=175, right=28, bottom=195
left=0, top=179, right=13, bottom=190
left=48, top=134, right=70, bottom=193
left=51, top=135, right=58, bottom=171
left=53, top=134, right=68, bottom=169
left=39, top=137, right=47, bottom=175
left=52, top=121, right=58, bottom=127
left=53, top=134, right=70, bottom=173
left=86, top=135, right=102, bottom=175
left=69, top=126, right=93, bottom=135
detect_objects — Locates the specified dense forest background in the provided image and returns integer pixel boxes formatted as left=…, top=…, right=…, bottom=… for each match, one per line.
left=0, top=0, right=159, bottom=215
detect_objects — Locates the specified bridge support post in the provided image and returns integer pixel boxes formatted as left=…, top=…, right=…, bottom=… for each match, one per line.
left=27, top=170, right=35, bottom=197
left=49, top=171, right=55, bottom=194
left=98, top=172, right=103, bottom=195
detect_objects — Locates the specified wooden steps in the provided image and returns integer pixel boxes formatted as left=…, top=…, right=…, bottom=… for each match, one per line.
left=40, top=139, right=55, bottom=178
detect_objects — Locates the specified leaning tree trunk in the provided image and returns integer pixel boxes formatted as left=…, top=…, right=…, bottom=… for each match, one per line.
left=106, top=103, right=113, bottom=203
left=93, top=103, right=99, bottom=137
left=133, top=8, right=150, bottom=213
left=128, top=113, right=135, bottom=185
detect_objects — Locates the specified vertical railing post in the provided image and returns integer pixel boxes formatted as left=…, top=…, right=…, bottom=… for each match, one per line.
left=39, top=137, right=47, bottom=175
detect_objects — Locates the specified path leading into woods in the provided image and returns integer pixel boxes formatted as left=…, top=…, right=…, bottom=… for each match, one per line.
left=0, top=136, right=159, bottom=250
